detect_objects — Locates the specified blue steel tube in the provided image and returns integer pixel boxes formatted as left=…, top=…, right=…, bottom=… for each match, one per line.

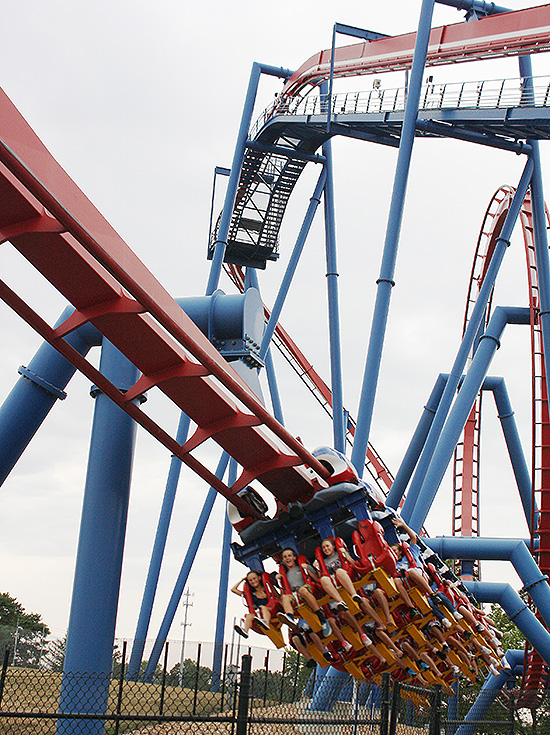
left=211, top=459, right=237, bottom=692
left=57, top=340, right=140, bottom=735
left=520, top=54, right=550, bottom=422
left=407, top=307, right=530, bottom=531
left=400, top=159, right=534, bottom=525
left=0, top=306, right=101, bottom=486
left=465, top=581, right=550, bottom=663
left=453, top=650, right=523, bottom=735
left=486, top=376, right=535, bottom=531
left=385, top=374, right=448, bottom=509
left=425, top=536, right=550, bottom=632
left=126, top=412, right=192, bottom=680
left=319, top=99, right=346, bottom=453
left=259, top=168, right=327, bottom=360
left=206, top=63, right=292, bottom=296
left=309, top=667, right=350, bottom=711
left=351, top=0, right=436, bottom=474
left=143, top=451, right=230, bottom=682
left=246, top=268, right=285, bottom=424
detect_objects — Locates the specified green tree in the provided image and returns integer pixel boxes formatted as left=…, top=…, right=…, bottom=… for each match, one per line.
left=0, top=592, right=50, bottom=668
left=42, top=635, right=66, bottom=672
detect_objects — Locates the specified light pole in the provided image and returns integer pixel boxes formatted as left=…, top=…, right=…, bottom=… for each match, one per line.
left=178, top=589, right=193, bottom=687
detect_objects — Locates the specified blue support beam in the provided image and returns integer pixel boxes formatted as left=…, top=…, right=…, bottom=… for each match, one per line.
left=406, top=307, right=530, bottom=531
left=57, top=340, right=140, bottom=735
left=400, top=159, right=534, bottom=527
left=319, top=94, right=346, bottom=453
left=484, top=376, right=536, bottom=532
left=386, top=373, right=448, bottom=510
left=259, top=168, right=327, bottom=361
left=352, top=0, right=436, bottom=474
left=126, top=412, right=192, bottom=680
left=246, top=268, right=285, bottom=425
left=142, top=451, right=230, bottom=682
left=0, top=306, right=101, bottom=486
left=465, top=581, right=550, bottom=664
left=211, top=459, right=237, bottom=692
left=426, top=536, right=550, bottom=633
left=453, top=651, right=523, bottom=735
left=206, top=62, right=292, bottom=296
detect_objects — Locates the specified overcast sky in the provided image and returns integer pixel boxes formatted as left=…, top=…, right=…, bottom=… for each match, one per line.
left=0, top=0, right=549, bottom=660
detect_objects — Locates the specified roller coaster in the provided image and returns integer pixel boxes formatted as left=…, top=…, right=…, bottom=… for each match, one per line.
left=2, top=0, right=550, bottom=730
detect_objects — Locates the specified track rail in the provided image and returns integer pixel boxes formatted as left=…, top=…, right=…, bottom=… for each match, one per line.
left=0, top=86, right=333, bottom=511
left=454, top=186, right=550, bottom=704
left=282, top=5, right=550, bottom=98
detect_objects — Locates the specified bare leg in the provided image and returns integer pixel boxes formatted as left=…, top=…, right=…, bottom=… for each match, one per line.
left=259, top=605, right=272, bottom=625
left=358, top=597, right=386, bottom=630
left=318, top=576, right=346, bottom=604
left=373, top=589, right=394, bottom=627
left=420, top=651, right=443, bottom=678
left=297, top=586, right=321, bottom=612
left=394, top=578, right=416, bottom=609
left=334, top=569, right=358, bottom=598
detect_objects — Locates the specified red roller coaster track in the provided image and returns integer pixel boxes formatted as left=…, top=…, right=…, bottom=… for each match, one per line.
left=283, top=4, right=550, bottom=98
left=453, top=185, right=550, bottom=704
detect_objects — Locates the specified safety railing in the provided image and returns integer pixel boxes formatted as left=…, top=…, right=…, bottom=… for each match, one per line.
left=250, top=75, right=550, bottom=139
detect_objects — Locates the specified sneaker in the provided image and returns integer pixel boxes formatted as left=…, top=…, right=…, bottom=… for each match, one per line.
left=453, top=611, right=463, bottom=621
left=441, top=619, right=452, bottom=630
left=408, top=608, right=419, bottom=620
left=360, top=633, right=372, bottom=647
left=352, top=594, right=363, bottom=605
left=256, top=618, right=270, bottom=631
left=342, top=640, right=353, bottom=653
left=321, top=620, right=331, bottom=638
left=476, top=624, right=485, bottom=633
left=441, top=644, right=450, bottom=654
left=489, top=665, right=500, bottom=677
left=501, top=657, right=512, bottom=671
left=234, top=624, right=248, bottom=639
left=480, top=646, right=491, bottom=655
left=306, top=658, right=317, bottom=669
left=278, top=613, right=297, bottom=628
left=451, top=666, right=460, bottom=677
left=335, top=601, right=349, bottom=612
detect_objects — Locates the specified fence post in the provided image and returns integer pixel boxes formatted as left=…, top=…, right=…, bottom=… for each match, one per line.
left=0, top=648, right=10, bottom=709
left=263, top=650, right=269, bottom=706
left=380, top=673, right=391, bottom=735
left=221, top=643, right=228, bottom=710
left=159, top=641, right=169, bottom=716
left=236, top=653, right=252, bottom=735
left=389, top=681, right=401, bottom=735
left=508, top=689, right=515, bottom=735
left=193, top=642, right=202, bottom=715
left=279, top=651, right=287, bottom=703
left=114, top=640, right=127, bottom=735
left=430, top=684, right=442, bottom=735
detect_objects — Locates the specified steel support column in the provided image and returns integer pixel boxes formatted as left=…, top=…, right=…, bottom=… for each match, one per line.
left=57, top=340, right=139, bottom=734
left=386, top=374, right=448, bottom=509
left=319, top=90, right=346, bottom=453
left=407, top=307, right=530, bottom=531
left=143, top=451, right=231, bottom=682
left=0, top=306, right=101, bottom=486
left=352, top=0, right=436, bottom=474
left=211, top=459, right=236, bottom=692
left=207, top=63, right=292, bottom=296
left=126, top=413, right=192, bottom=680
left=400, top=160, right=534, bottom=526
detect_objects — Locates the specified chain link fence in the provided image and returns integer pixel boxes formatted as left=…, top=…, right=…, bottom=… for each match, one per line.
left=1, top=632, right=549, bottom=735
